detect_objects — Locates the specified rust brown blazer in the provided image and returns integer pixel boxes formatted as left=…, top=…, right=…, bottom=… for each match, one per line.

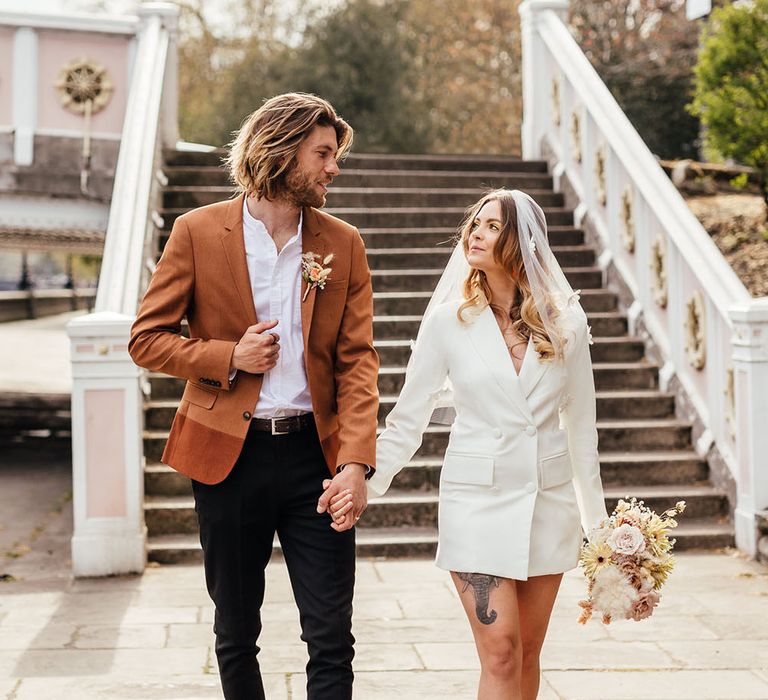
left=129, top=194, right=379, bottom=484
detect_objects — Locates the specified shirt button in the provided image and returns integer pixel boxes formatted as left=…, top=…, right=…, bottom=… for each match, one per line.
left=525, top=425, right=537, bottom=436
left=525, top=482, right=537, bottom=494
left=493, top=429, right=503, bottom=439
left=243, top=411, right=252, bottom=421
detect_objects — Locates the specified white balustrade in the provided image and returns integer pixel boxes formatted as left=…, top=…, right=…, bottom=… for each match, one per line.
left=67, top=2, right=179, bottom=576
left=520, top=0, right=767, bottom=555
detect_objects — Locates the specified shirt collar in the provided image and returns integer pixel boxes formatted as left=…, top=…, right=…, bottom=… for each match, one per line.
left=242, top=196, right=303, bottom=242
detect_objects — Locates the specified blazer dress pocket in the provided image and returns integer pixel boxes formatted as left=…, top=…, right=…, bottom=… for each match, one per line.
left=538, top=450, right=573, bottom=490
left=442, top=451, right=494, bottom=487
left=183, top=383, right=218, bottom=410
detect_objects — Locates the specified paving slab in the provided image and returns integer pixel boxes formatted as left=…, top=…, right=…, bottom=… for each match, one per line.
left=545, top=669, right=768, bottom=699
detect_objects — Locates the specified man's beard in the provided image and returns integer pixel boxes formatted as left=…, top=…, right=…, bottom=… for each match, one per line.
left=282, top=165, right=327, bottom=209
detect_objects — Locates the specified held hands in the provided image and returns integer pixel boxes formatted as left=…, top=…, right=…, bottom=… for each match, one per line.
left=316, top=463, right=368, bottom=532
left=231, top=320, right=280, bottom=374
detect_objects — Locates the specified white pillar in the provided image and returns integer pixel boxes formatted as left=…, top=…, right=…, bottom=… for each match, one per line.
left=730, top=298, right=768, bottom=556
left=12, top=27, right=37, bottom=166
left=519, top=0, right=569, bottom=159
left=67, top=312, right=146, bottom=576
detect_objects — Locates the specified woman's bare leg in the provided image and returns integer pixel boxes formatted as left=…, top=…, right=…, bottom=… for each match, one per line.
left=451, top=572, right=522, bottom=700
left=516, top=573, right=563, bottom=700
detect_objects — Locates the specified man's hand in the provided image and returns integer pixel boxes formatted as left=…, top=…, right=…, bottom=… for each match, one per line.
left=231, top=320, right=280, bottom=374
left=317, top=463, right=368, bottom=532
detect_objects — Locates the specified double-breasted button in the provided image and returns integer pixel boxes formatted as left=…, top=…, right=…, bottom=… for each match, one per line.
left=493, top=429, right=503, bottom=439
left=525, top=425, right=537, bottom=436
left=524, top=482, right=536, bottom=494
left=243, top=411, right=252, bottom=421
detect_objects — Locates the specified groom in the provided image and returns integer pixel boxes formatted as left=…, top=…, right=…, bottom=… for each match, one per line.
left=129, top=93, right=379, bottom=700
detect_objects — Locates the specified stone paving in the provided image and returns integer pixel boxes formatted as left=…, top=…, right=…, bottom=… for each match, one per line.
left=2, top=446, right=768, bottom=700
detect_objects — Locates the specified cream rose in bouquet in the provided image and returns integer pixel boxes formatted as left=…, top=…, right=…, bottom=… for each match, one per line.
left=578, top=497, right=686, bottom=624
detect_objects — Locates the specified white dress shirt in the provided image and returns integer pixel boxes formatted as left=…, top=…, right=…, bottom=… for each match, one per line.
left=242, top=198, right=312, bottom=418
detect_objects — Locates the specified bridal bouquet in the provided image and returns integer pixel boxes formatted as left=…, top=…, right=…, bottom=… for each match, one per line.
left=578, top=498, right=686, bottom=624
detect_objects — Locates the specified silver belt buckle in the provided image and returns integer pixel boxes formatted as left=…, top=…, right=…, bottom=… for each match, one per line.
left=271, top=418, right=290, bottom=436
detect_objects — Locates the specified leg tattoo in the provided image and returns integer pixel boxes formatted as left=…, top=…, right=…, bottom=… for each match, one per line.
left=457, top=572, right=501, bottom=625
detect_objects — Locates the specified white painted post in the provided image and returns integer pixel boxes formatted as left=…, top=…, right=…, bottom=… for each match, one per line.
left=519, top=0, right=569, bottom=159
left=12, top=26, right=37, bottom=166
left=730, top=298, right=768, bottom=556
left=68, top=312, right=146, bottom=576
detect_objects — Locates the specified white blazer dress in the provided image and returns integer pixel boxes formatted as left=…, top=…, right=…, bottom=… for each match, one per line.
left=368, top=300, right=608, bottom=580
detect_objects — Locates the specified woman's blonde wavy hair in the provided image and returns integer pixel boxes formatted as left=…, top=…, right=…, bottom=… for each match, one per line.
left=225, top=93, right=353, bottom=200
left=457, top=189, right=561, bottom=361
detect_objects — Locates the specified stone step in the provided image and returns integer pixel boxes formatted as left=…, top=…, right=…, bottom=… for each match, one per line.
left=143, top=484, right=727, bottom=537
left=372, top=287, right=616, bottom=315
left=155, top=225, right=584, bottom=255
left=143, top=386, right=671, bottom=432
left=146, top=518, right=734, bottom=563
left=159, top=206, right=574, bottom=231
left=142, top=449, right=709, bottom=498
left=145, top=360, right=656, bottom=404
left=164, top=167, right=555, bottom=190
left=0, top=392, right=71, bottom=434
left=370, top=309, right=623, bottom=340
left=163, top=149, right=549, bottom=172
left=375, top=362, right=657, bottom=394
left=375, top=389, right=672, bottom=422
left=143, top=417, right=692, bottom=463
left=325, top=207, right=575, bottom=229
left=373, top=335, right=643, bottom=365
left=360, top=226, right=585, bottom=249
left=365, top=245, right=596, bottom=270
left=162, top=187, right=566, bottom=210
left=369, top=266, right=603, bottom=292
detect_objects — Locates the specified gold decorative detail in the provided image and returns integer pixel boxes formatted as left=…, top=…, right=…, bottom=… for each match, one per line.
left=571, top=110, right=582, bottom=163
left=620, top=186, right=635, bottom=253
left=55, top=58, right=113, bottom=115
left=724, top=366, right=736, bottom=439
left=650, top=235, right=668, bottom=308
left=684, top=291, right=706, bottom=370
left=551, top=78, right=560, bottom=127
left=595, top=146, right=607, bottom=206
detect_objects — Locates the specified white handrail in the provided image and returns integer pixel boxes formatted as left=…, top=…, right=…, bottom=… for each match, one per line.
left=538, top=12, right=750, bottom=315
left=95, top=6, right=172, bottom=315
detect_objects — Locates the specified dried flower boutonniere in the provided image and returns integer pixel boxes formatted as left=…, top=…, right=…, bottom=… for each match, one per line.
left=301, top=251, right=334, bottom=302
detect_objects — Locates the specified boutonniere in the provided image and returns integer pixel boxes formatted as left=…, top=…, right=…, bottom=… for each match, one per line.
left=301, top=251, right=334, bottom=302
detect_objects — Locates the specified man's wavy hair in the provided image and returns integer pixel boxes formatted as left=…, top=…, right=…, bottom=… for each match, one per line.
left=225, top=93, right=353, bottom=200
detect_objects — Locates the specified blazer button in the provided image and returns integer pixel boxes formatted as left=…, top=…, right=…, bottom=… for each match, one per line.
left=525, top=482, right=537, bottom=494
left=243, top=411, right=251, bottom=421
left=493, top=429, right=503, bottom=439
left=525, top=425, right=537, bottom=436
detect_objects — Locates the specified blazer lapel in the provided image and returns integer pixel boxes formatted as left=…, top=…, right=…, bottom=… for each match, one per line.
left=466, top=307, right=534, bottom=423
left=518, top=338, right=548, bottom=398
left=300, top=207, right=325, bottom=353
left=221, top=193, right=258, bottom=326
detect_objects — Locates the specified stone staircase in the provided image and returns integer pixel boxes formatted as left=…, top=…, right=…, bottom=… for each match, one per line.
left=144, top=150, right=735, bottom=563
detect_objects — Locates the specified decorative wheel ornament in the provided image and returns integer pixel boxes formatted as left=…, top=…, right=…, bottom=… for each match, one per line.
left=684, top=291, right=706, bottom=370
left=570, top=110, right=582, bottom=163
left=724, top=366, right=736, bottom=439
left=595, top=146, right=607, bottom=206
left=551, top=78, right=561, bottom=127
left=620, top=186, right=635, bottom=253
left=55, top=58, right=113, bottom=115
left=650, top=235, right=668, bottom=308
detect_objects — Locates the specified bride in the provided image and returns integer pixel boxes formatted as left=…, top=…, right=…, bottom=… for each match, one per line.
left=331, top=189, right=607, bottom=700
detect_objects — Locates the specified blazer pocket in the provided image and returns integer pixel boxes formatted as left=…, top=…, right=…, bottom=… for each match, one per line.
left=321, top=279, right=348, bottom=293
left=183, top=383, right=218, bottom=410
left=539, top=450, right=573, bottom=490
left=442, top=451, right=494, bottom=487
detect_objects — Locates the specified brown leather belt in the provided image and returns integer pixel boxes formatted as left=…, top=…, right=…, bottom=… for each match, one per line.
left=249, top=413, right=314, bottom=435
